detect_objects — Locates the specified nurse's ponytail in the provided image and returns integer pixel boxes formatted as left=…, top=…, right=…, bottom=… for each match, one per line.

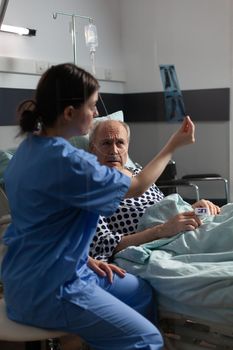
left=17, top=100, right=41, bottom=135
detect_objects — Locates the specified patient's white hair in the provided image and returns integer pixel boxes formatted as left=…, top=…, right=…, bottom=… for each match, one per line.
left=89, top=119, right=130, bottom=147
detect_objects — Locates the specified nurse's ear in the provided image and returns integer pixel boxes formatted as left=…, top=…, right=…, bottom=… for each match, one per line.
left=63, top=105, right=76, bottom=123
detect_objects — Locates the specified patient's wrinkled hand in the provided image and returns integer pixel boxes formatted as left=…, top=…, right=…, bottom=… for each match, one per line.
left=160, top=211, right=201, bottom=238
left=88, top=256, right=126, bottom=283
left=192, top=200, right=220, bottom=215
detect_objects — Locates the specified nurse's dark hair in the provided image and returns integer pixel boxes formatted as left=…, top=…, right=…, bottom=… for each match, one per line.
left=17, top=63, right=99, bottom=134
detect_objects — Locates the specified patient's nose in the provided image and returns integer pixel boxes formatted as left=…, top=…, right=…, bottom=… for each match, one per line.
left=110, top=143, right=119, bottom=154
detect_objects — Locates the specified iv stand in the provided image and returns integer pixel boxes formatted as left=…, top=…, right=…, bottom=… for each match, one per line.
left=53, top=11, right=93, bottom=65
left=0, top=0, right=9, bottom=28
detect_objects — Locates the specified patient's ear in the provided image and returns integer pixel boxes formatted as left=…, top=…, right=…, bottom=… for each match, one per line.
left=89, top=142, right=95, bottom=154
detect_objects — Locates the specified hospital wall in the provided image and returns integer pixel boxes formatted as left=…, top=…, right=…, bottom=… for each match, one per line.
left=121, top=0, right=232, bottom=200
left=0, top=0, right=125, bottom=147
left=0, top=0, right=232, bottom=200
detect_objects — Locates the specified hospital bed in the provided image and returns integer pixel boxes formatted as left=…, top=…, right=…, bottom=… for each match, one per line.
left=0, top=111, right=232, bottom=350
left=71, top=112, right=233, bottom=350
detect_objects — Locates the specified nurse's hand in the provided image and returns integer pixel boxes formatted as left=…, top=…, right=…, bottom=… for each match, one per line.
left=168, top=115, right=195, bottom=150
left=88, top=256, right=126, bottom=283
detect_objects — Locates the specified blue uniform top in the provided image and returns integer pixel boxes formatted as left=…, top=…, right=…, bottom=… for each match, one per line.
left=1, top=135, right=131, bottom=327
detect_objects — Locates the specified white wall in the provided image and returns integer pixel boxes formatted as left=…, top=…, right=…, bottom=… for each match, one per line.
left=120, top=0, right=232, bottom=200
left=120, top=0, right=231, bottom=92
left=1, top=0, right=124, bottom=76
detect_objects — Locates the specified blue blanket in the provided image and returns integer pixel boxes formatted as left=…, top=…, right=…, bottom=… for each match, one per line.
left=114, top=194, right=233, bottom=326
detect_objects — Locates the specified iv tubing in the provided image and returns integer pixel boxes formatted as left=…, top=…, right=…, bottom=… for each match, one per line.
left=71, top=15, right=77, bottom=65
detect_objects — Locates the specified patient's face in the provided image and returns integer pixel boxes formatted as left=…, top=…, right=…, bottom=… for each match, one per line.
left=91, top=120, right=129, bottom=171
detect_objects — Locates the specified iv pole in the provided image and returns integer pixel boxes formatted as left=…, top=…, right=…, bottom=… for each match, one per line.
left=0, top=0, right=9, bottom=27
left=52, top=11, right=108, bottom=114
left=52, top=11, right=94, bottom=65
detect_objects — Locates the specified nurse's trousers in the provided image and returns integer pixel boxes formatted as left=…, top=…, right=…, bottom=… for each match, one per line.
left=61, top=272, right=163, bottom=350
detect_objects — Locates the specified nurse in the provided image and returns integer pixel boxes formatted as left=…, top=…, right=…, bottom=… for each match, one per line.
left=1, top=63, right=195, bottom=350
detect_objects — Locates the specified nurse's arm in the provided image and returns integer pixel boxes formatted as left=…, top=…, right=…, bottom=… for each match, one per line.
left=126, top=116, right=195, bottom=198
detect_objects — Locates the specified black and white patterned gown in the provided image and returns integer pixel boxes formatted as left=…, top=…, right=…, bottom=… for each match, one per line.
left=89, top=167, right=164, bottom=261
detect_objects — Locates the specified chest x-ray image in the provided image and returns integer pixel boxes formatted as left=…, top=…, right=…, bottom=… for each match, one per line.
left=160, top=64, right=186, bottom=122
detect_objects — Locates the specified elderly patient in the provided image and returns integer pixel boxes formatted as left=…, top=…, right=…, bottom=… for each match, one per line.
left=89, top=119, right=220, bottom=261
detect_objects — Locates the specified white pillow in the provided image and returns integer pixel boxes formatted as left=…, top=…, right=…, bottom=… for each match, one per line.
left=69, top=111, right=136, bottom=169
left=94, top=110, right=124, bottom=122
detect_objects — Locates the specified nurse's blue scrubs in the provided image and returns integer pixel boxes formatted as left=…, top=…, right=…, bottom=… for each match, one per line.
left=1, top=135, right=163, bottom=350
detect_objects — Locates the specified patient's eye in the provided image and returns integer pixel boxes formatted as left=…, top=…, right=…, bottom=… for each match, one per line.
left=102, top=140, right=111, bottom=146
left=100, top=138, right=126, bottom=149
left=117, top=140, right=126, bottom=147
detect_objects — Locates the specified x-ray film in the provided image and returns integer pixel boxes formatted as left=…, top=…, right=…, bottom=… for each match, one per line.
left=159, top=65, right=186, bottom=122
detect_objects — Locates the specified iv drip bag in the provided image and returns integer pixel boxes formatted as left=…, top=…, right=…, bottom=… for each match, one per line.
left=85, top=23, right=98, bottom=52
